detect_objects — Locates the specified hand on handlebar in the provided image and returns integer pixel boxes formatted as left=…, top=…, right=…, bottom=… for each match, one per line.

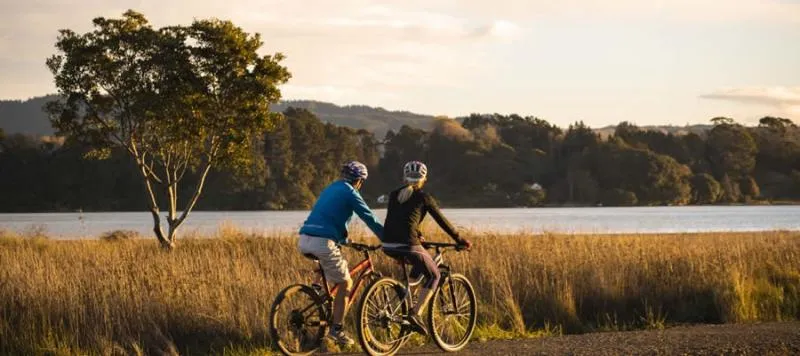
left=458, top=239, right=472, bottom=251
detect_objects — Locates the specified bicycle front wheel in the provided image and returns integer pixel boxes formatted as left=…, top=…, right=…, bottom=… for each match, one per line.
left=428, top=273, right=477, bottom=352
left=270, top=284, right=327, bottom=355
left=356, top=277, right=411, bottom=356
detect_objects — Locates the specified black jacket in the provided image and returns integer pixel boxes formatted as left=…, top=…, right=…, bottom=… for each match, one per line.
left=381, top=187, right=462, bottom=246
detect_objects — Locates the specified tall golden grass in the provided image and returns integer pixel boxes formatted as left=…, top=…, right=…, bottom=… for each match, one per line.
left=0, top=226, right=798, bottom=355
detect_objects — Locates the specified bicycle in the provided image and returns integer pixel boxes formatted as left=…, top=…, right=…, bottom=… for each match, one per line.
left=356, top=242, right=477, bottom=356
left=269, top=242, right=382, bottom=356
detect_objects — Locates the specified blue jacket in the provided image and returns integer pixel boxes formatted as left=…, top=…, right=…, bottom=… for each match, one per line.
left=299, top=180, right=384, bottom=244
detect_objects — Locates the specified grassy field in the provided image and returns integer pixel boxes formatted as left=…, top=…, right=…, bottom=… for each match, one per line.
left=0, top=227, right=798, bottom=355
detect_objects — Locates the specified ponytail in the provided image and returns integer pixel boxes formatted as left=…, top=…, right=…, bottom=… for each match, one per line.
left=397, top=185, right=414, bottom=203
left=396, top=178, right=426, bottom=204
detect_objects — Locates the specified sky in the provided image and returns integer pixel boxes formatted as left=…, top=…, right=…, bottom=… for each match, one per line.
left=1, top=0, right=799, bottom=128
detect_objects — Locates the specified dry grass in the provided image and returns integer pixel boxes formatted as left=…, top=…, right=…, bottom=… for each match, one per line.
left=0, top=226, right=798, bottom=355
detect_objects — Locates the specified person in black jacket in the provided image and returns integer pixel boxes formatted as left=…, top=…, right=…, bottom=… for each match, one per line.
left=381, top=161, right=472, bottom=335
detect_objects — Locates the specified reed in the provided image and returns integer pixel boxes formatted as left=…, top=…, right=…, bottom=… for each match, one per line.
left=0, top=227, right=798, bottom=355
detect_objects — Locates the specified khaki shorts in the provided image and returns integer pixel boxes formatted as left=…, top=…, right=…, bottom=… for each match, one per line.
left=298, top=234, right=350, bottom=284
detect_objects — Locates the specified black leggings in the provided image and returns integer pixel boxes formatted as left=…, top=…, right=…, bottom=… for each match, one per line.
left=383, top=245, right=440, bottom=289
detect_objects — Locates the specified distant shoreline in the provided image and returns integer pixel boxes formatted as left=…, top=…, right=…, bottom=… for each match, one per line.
left=1, top=201, right=799, bottom=214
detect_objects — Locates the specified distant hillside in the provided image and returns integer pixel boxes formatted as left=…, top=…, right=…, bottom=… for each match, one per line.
left=0, top=95, right=59, bottom=136
left=1, top=95, right=713, bottom=139
left=271, top=100, right=436, bottom=137
left=0, top=96, right=436, bottom=138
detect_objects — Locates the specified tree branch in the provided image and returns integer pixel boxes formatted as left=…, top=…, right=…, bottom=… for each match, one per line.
left=78, top=93, right=126, bottom=148
left=131, top=142, right=164, bottom=184
left=174, top=161, right=213, bottom=229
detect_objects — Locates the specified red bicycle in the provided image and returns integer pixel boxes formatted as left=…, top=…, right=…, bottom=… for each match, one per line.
left=270, top=242, right=382, bottom=355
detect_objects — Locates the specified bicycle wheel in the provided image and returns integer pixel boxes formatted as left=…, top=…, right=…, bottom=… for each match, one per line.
left=356, top=277, right=411, bottom=356
left=345, top=271, right=381, bottom=326
left=428, top=274, right=477, bottom=352
left=270, top=284, right=327, bottom=355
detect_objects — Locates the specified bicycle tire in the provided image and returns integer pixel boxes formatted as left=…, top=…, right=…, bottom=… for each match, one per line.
left=428, top=274, right=477, bottom=352
left=356, top=277, right=411, bottom=356
left=270, top=284, right=328, bottom=356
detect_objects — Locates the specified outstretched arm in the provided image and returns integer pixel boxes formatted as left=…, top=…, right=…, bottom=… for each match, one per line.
left=350, top=189, right=384, bottom=240
left=424, top=194, right=463, bottom=243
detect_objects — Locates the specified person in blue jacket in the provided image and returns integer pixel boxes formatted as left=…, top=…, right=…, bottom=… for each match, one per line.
left=298, top=161, right=384, bottom=346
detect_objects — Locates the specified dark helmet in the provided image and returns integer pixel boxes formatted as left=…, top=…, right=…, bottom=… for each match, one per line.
left=341, top=161, right=368, bottom=182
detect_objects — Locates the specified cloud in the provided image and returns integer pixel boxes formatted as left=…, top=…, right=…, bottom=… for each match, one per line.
left=438, top=0, right=800, bottom=24
left=701, top=87, right=800, bottom=117
left=0, top=0, right=522, bottom=102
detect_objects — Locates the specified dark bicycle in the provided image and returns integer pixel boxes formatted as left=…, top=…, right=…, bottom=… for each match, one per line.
left=356, top=242, right=477, bottom=356
left=270, top=242, right=382, bottom=356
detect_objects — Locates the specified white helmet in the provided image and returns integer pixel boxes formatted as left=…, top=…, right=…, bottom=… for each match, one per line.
left=403, top=161, right=428, bottom=183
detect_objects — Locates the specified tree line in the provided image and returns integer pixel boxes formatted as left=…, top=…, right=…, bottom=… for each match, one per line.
left=2, top=110, right=798, bottom=212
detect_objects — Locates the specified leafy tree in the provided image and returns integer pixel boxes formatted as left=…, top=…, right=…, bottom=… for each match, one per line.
left=689, top=173, right=722, bottom=204
left=710, top=117, right=735, bottom=126
left=514, top=184, right=547, bottom=207
left=592, top=145, right=690, bottom=205
left=601, top=189, right=638, bottom=206
left=706, top=118, right=757, bottom=180
left=719, top=174, right=742, bottom=203
left=759, top=116, right=797, bottom=132
left=738, top=176, right=760, bottom=201
left=46, top=11, right=290, bottom=248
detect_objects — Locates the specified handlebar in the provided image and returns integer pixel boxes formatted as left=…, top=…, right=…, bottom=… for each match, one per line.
left=422, top=241, right=469, bottom=251
left=343, top=242, right=381, bottom=252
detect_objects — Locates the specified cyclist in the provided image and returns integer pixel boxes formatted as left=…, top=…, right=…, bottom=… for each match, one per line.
left=380, top=161, right=471, bottom=335
left=298, top=161, right=384, bottom=346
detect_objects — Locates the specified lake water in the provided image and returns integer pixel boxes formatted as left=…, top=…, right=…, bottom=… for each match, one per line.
left=1, top=206, right=799, bottom=239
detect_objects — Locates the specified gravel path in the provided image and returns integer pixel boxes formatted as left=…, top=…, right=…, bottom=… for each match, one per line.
left=400, top=322, right=800, bottom=355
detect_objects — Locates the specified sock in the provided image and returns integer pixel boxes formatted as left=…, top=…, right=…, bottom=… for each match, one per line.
left=332, top=323, right=343, bottom=332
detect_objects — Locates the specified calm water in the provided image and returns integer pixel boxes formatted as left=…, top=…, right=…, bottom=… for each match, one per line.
left=1, top=206, right=798, bottom=239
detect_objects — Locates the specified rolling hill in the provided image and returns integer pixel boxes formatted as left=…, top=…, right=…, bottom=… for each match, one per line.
left=0, top=96, right=436, bottom=138
left=0, top=95, right=712, bottom=139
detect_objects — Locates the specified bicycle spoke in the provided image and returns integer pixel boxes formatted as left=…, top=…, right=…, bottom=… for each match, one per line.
left=388, top=295, right=404, bottom=315
left=429, top=276, right=476, bottom=352
left=367, top=298, right=383, bottom=314
left=455, top=291, right=469, bottom=309
left=383, top=331, right=414, bottom=344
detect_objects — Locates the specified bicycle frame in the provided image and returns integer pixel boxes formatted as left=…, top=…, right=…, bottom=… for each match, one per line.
left=395, top=243, right=461, bottom=311
left=313, top=246, right=378, bottom=303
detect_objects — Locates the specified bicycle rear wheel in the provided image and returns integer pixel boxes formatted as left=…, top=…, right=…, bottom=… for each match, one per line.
left=270, top=284, right=327, bottom=355
left=428, top=274, right=477, bottom=352
left=356, top=277, right=411, bottom=356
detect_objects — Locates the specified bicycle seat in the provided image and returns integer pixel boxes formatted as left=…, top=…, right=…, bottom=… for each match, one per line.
left=303, top=253, right=319, bottom=261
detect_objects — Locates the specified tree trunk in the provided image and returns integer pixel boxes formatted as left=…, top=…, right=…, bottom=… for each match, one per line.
left=150, top=208, right=174, bottom=250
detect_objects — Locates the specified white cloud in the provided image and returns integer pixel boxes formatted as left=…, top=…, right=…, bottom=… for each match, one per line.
left=701, top=87, right=800, bottom=117
left=439, top=0, right=800, bottom=24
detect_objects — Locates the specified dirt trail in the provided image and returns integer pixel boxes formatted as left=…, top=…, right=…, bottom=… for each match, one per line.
left=403, top=322, right=800, bottom=355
